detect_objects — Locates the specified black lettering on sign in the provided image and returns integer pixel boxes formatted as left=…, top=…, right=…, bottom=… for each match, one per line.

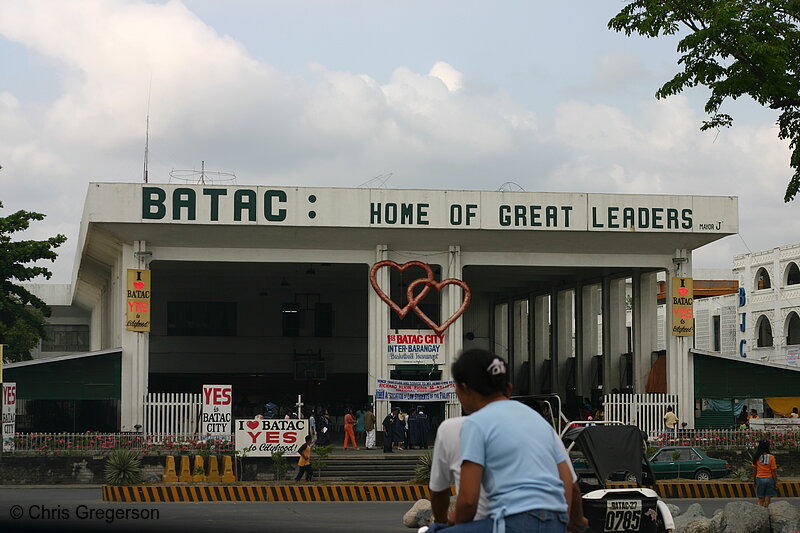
left=607, top=206, right=619, bottom=229
left=499, top=205, right=511, bottom=227
left=203, top=189, right=227, bottom=221
left=264, top=189, right=287, bottom=222
left=681, top=208, right=693, bottom=229
left=173, top=188, right=196, bottom=221
left=142, top=187, right=166, bottom=220
left=234, top=190, right=257, bottom=222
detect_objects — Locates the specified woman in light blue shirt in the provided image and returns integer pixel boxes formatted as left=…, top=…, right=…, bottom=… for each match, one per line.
left=431, top=349, right=574, bottom=533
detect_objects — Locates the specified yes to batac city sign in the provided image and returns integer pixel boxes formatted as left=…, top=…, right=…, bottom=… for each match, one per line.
left=671, top=277, right=694, bottom=337
left=126, top=269, right=151, bottom=332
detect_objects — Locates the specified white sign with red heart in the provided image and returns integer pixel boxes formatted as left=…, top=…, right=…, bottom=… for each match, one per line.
left=234, top=418, right=308, bottom=457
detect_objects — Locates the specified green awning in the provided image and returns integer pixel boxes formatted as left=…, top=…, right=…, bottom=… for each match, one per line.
left=3, top=349, right=121, bottom=400
left=694, top=351, right=800, bottom=398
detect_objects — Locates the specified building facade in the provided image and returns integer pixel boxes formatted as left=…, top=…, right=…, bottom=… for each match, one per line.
left=9, top=183, right=739, bottom=431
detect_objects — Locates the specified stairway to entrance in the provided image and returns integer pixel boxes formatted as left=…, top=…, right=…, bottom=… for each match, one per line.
left=316, top=450, right=428, bottom=482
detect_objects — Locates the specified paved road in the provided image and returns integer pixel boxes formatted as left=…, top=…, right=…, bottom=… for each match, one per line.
left=2, top=488, right=799, bottom=533
left=0, top=488, right=410, bottom=533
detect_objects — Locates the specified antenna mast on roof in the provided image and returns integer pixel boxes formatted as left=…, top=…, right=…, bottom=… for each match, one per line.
left=143, top=77, right=151, bottom=183
left=143, top=113, right=149, bottom=183
left=169, top=162, right=237, bottom=185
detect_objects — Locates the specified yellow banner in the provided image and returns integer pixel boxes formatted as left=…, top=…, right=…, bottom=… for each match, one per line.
left=126, top=269, right=151, bottom=332
left=671, top=277, right=694, bottom=337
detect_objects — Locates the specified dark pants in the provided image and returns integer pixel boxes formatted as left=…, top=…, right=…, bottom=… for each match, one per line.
left=295, top=465, right=313, bottom=482
left=383, top=430, right=393, bottom=452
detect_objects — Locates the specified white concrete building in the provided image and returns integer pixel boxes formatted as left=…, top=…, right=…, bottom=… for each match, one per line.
left=9, top=183, right=739, bottom=431
left=694, top=243, right=800, bottom=367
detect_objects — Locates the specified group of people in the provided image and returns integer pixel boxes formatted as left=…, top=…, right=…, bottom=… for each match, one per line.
left=381, top=406, right=431, bottom=452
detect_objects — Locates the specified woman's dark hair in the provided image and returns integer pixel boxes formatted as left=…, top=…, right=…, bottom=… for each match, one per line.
left=752, top=440, right=771, bottom=464
left=793, top=407, right=798, bottom=414
left=451, top=349, right=509, bottom=397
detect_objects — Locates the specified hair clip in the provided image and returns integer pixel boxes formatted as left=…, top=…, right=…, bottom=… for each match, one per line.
left=486, top=358, right=506, bottom=376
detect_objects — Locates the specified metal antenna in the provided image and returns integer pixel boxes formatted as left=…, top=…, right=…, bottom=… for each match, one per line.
left=143, top=76, right=151, bottom=183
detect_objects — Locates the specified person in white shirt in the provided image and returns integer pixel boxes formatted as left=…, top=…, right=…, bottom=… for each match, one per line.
left=428, top=412, right=586, bottom=531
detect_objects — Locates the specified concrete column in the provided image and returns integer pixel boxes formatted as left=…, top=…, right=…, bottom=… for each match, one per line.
left=574, top=283, right=584, bottom=399
left=773, top=248, right=782, bottom=361
left=533, top=295, right=550, bottom=393
left=368, top=245, right=390, bottom=424
left=443, top=245, right=464, bottom=418
left=581, top=285, right=601, bottom=399
left=602, top=277, right=627, bottom=394
left=550, top=289, right=559, bottom=395
left=119, top=240, right=150, bottom=431
left=633, top=271, right=658, bottom=392
left=557, top=289, right=574, bottom=398
left=666, top=249, right=694, bottom=427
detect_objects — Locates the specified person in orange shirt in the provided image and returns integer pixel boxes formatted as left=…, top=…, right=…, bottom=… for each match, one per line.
left=752, top=440, right=778, bottom=507
left=343, top=408, right=359, bottom=450
left=294, top=435, right=314, bottom=482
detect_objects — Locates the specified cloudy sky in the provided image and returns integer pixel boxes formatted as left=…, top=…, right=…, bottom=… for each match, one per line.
left=0, top=0, right=796, bottom=282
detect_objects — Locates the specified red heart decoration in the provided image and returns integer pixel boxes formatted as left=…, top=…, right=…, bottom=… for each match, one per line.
left=246, top=420, right=259, bottom=430
left=133, top=281, right=145, bottom=290
left=369, top=260, right=434, bottom=319
left=677, top=287, right=689, bottom=297
left=406, top=277, right=471, bottom=336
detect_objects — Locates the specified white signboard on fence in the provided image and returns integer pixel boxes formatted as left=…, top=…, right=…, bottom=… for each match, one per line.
left=2, top=382, right=16, bottom=452
left=375, top=379, right=456, bottom=402
left=386, top=331, right=444, bottom=364
left=202, top=384, right=232, bottom=439
left=234, top=418, right=307, bottom=457
left=787, top=348, right=799, bottom=366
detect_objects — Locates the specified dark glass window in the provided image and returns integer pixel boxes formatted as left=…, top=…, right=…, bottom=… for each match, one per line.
left=167, top=302, right=236, bottom=336
left=282, top=302, right=300, bottom=337
left=42, top=325, right=90, bottom=352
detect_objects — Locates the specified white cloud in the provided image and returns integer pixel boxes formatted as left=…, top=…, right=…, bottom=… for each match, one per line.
left=0, top=0, right=797, bottom=281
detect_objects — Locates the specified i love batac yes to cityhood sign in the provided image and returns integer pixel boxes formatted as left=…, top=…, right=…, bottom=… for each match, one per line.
left=234, top=418, right=307, bottom=457
left=126, top=269, right=151, bottom=332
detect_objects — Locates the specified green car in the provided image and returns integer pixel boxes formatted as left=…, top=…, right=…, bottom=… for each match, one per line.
left=648, top=446, right=730, bottom=480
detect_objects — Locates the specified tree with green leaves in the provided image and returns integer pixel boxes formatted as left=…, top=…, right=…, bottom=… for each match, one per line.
left=609, top=1, right=800, bottom=201
left=0, top=201, right=67, bottom=362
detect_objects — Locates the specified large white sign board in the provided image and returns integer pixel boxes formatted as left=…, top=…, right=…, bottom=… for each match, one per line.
left=201, top=384, right=232, bottom=439
left=234, top=418, right=307, bottom=457
left=375, top=379, right=456, bottom=402
left=386, top=331, right=444, bottom=364
left=2, top=382, right=16, bottom=452
left=84, top=183, right=739, bottom=234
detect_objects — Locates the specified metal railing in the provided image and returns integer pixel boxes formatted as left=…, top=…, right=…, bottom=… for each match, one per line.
left=648, top=429, right=800, bottom=450
left=9, top=432, right=235, bottom=455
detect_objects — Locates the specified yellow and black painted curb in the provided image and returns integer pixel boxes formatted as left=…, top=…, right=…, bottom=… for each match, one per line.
left=606, top=481, right=800, bottom=499
left=102, top=484, right=447, bottom=503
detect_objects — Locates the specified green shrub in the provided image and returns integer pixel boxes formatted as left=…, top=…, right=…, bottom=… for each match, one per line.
left=104, top=449, right=142, bottom=486
left=312, top=445, right=333, bottom=480
left=413, top=451, right=433, bottom=484
left=272, top=451, right=288, bottom=481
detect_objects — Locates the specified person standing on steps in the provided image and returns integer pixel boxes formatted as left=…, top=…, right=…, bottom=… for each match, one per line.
left=355, top=407, right=366, bottom=445
left=382, top=407, right=397, bottom=453
left=316, top=409, right=331, bottom=446
left=343, top=408, right=359, bottom=450
left=364, top=405, right=376, bottom=449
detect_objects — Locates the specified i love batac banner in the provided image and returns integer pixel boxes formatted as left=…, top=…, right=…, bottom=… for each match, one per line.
left=234, top=419, right=307, bottom=457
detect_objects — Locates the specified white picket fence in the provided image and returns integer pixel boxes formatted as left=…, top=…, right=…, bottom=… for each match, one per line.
left=142, top=392, right=201, bottom=436
left=603, top=393, right=679, bottom=438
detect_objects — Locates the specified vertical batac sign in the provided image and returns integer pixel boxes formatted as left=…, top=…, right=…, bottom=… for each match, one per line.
left=671, top=277, right=694, bottom=337
left=2, top=382, right=16, bottom=452
left=201, top=385, right=233, bottom=439
left=126, top=269, right=151, bottom=332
